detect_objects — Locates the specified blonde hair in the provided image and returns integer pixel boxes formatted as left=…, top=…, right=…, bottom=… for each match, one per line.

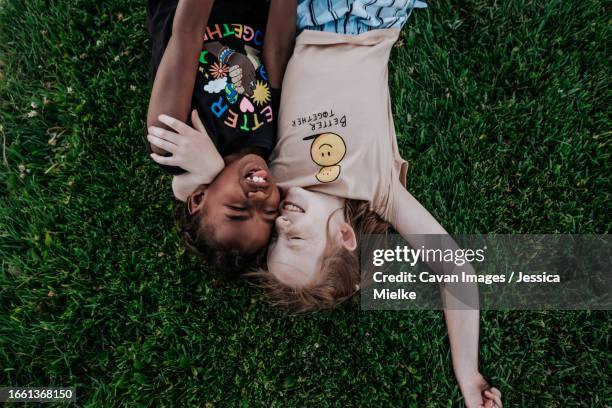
left=249, top=199, right=390, bottom=312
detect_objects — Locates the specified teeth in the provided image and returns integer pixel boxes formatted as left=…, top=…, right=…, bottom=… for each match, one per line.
left=283, top=203, right=304, bottom=213
left=247, top=175, right=267, bottom=184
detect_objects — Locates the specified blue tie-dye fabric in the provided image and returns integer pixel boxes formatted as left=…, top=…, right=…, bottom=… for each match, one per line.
left=297, top=0, right=427, bottom=35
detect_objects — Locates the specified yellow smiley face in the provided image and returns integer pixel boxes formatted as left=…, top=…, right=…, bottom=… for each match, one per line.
left=316, top=165, right=341, bottom=183
left=310, top=133, right=346, bottom=167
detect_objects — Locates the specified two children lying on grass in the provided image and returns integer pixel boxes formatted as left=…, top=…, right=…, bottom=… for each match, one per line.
left=145, top=0, right=502, bottom=406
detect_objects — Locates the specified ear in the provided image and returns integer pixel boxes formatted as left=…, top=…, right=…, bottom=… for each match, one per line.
left=338, top=222, right=357, bottom=251
left=187, top=185, right=207, bottom=215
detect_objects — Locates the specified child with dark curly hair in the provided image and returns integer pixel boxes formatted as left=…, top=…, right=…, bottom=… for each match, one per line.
left=145, top=0, right=295, bottom=274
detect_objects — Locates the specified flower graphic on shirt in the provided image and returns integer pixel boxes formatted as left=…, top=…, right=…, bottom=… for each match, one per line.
left=209, top=62, right=229, bottom=79
left=251, top=80, right=271, bottom=106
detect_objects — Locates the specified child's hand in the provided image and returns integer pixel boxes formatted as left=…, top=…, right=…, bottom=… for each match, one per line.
left=459, top=372, right=502, bottom=408
left=227, top=52, right=257, bottom=96
left=148, top=110, right=224, bottom=184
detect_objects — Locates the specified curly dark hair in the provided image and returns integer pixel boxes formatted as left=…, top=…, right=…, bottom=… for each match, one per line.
left=174, top=201, right=267, bottom=277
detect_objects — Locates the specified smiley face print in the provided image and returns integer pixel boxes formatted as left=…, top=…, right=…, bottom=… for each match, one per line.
left=303, top=132, right=346, bottom=183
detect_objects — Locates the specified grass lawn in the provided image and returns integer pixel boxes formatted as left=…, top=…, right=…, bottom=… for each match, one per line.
left=0, top=0, right=610, bottom=406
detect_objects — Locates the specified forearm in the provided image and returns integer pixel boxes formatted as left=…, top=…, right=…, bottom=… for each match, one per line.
left=392, top=186, right=481, bottom=385
left=147, top=0, right=215, bottom=154
left=262, top=0, right=296, bottom=88
left=445, top=308, right=480, bottom=387
left=147, top=34, right=201, bottom=135
left=204, top=41, right=225, bottom=58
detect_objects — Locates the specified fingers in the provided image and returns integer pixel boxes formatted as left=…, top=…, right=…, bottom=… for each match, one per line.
left=229, top=65, right=242, bottom=78
left=232, top=77, right=244, bottom=93
left=246, top=53, right=260, bottom=69
left=150, top=153, right=176, bottom=166
left=231, top=72, right=243, bottom=83
left=231, top=74, right=244, bottom=86
left=245, top=75, right=256, bottom=96
left=484, top=389, right=502, bottom=408
left=191, top=110, right=207, bottom=135
left=491, top=389, right=502, bottom=408
left=230, top=67, right=245, bottom=94
left=158, top=114, right=193, bottom=135
left=147, top=134, right=176, bottom=153
left=229, top=66, right=244, bottom=86
left=148, top=126, right=179, bottom=144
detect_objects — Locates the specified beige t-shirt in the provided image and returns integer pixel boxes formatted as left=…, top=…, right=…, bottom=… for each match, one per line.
left=270, top=28, right=408, bottom=222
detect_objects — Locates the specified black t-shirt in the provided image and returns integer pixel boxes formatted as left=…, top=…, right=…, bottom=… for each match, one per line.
left=147, top=0, right=277, bottom=165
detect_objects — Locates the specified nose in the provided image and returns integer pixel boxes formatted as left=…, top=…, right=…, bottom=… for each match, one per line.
left=248, top=190, right=268, bottom=206
left=275, top=216, right=291, bottom=232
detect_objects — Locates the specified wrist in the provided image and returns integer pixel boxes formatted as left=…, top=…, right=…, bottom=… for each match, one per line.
left=219, top=47, right=235, bottom=64
left=172, top=173, right=203, bottom=202
left=195, top=156, right=224, bottom=184
left=456, top=369, right=481, bottom=388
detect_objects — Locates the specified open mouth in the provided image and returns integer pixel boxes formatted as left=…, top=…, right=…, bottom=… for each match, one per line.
left=282, top=201, right=305, bottom=213
left=245, top=168, right=269, bottom=186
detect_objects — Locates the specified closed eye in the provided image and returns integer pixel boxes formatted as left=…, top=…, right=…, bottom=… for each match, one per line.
left=225, top=204, right=247, bottom=211
left=226, top=214, right=250, bottom=221
left=291, top=237, right=304, bottom=240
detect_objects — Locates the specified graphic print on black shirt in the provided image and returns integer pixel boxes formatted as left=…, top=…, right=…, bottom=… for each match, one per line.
left=193, top=0, right=275, bottom=158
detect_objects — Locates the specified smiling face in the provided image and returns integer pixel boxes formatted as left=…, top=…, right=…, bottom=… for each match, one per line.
left=316, top=165, right=341, bottom=183
left=189, top=154, right=280, bottom=253
left=267, top=187, right=357, bottom=287
left=310, top=133, right=346, bottom=166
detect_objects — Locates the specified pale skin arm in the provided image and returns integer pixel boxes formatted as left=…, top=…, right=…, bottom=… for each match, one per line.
left=391, top=184, right=502, bottom=408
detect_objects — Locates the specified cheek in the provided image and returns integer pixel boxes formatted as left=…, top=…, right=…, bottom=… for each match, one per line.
left=256, top=224, right=273, bottom=244
left=208, top=171, right=241, bottom=196
left=269, top=187, right=281, bottom=206
left=266, top=240, right=281, bottom=264
left=201, top=183, right=226, bottom=203
left=292, top=215, right=323, bottom=237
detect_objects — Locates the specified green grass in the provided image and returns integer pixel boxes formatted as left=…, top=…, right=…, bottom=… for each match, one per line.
left=0, top=0, right=610, bottom=406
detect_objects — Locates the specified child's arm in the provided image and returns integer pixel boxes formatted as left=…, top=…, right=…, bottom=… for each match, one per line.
left=146, top=0, right=215, bottom=155
left=262, top=0, right=297, bottom=89
left=391, top=185, right=503, bottom=408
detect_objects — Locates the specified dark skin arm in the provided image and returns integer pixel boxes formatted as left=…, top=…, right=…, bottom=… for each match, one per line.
left=262, top=0, right=296, bottom=89
left=205, top=0, right=295, bottom=93
left=147, top=0, right=215, bottom=155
